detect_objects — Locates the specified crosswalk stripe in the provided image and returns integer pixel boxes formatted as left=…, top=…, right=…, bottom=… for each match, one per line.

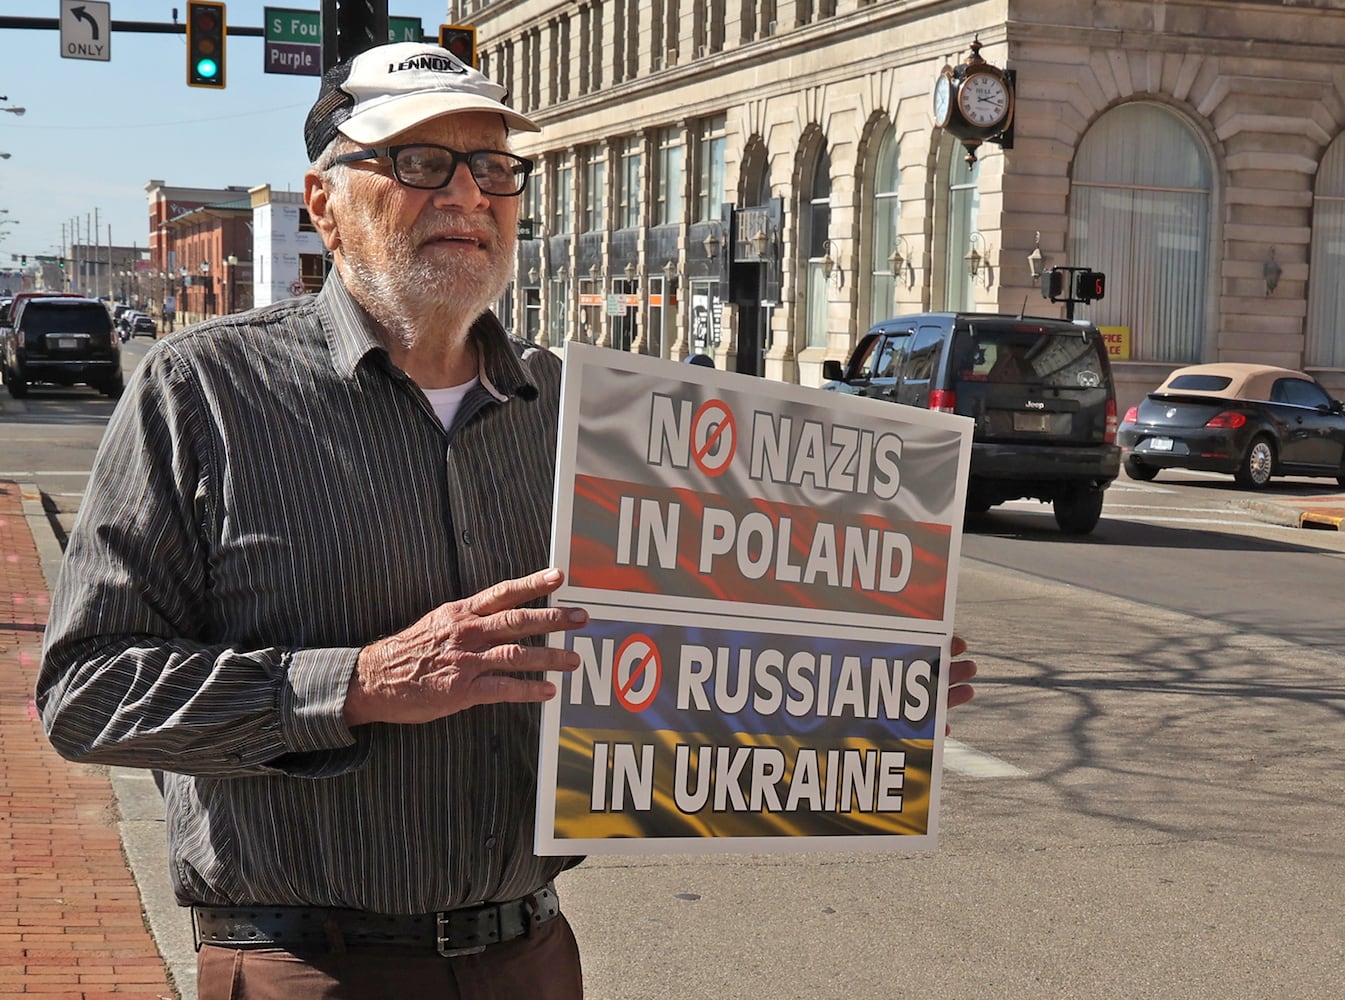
left=943, top=738, right=1027, bottom=778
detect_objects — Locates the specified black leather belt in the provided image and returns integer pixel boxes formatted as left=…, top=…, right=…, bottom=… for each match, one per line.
left=192, top=882, right=560, bottom=957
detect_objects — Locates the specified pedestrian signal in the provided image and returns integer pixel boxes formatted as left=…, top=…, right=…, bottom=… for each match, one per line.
left=1073, top=270, right=1106, bottom=303
left=1040, top=267, right=1065, bottom=302
left=187, top=2, right=227, bottom=89
left=439, top=24, right=477, bottom=67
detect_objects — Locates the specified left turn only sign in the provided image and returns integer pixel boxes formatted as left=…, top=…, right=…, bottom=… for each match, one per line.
left=61, top=0, right=111, bottom=61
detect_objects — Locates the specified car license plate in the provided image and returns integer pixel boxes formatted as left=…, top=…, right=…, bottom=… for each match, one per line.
left=1149, top=437, right=1174, bottom=452
left=1013, top=411, right=1050, bottom=432
left=58, top=337, right=78, bottom=350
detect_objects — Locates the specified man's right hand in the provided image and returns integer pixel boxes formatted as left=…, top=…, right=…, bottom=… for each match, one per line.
left=344, top=568, right=586, bottom=727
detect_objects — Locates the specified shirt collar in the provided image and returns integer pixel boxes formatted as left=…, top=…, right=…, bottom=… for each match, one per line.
left=317, top=269, right=538, bottom=401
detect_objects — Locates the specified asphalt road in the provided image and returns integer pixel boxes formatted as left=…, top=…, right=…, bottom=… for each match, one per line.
left=4, top=350, right=1344, bottom=999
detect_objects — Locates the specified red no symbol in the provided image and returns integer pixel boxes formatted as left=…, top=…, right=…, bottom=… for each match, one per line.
left=613, top=633, right=663, bottom=712
left=691, top=399, right=737, bottom=478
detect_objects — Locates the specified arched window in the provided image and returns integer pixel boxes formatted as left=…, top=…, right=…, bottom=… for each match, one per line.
left=804, top=147, right=832, bottom=349
left=1307, top=136, right=1345, bottom=367
left=868, top=126, right=899, bottom=326
left=1070, top=103, right=1211, bottom=362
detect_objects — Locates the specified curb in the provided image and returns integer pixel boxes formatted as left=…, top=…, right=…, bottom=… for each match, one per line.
left=1300, top=510, right=1345, bottom=530
left=1231, top=497, right=1345, bottom=531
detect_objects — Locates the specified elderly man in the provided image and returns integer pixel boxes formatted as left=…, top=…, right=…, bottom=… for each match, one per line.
left=39, top=43, right=590, bottom=997
left=38, top=41, right=976, bottom=999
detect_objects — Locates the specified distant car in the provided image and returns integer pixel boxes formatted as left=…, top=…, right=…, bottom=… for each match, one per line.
left=1, top=295, right=122, bottom=398
left=128, top=312, right=157, bottom=338
left=1118, top=363, right=1345, bottom=488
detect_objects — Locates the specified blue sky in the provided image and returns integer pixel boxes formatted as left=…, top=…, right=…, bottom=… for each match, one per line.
left=1, top=1, right=455, bottom=262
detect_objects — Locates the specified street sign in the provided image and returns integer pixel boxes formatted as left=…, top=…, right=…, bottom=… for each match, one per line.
left=60, top=0, right=110, bottom=61
left=264, top=7, right=322, bottom=76
left=265, top=8, right=423, bottom=75
left=387, top=17, right=423, bottom=44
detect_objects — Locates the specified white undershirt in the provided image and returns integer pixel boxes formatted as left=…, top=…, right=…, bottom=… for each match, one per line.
left=422, top=378, right=479, bottom=431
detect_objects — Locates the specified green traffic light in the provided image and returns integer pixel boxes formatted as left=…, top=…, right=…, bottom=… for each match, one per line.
left=196, top=58, right=219, bottom=80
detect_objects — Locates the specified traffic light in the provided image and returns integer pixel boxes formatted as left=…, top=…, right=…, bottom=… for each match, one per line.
left=439, top=24, right=477, bottom=67
left=187, top=2, right=227, bottom=89
left=1040, top=267, right=1065, bottom=301
left=20, top=255, right=25, bottom=265
left=1073, top=270, right=1106, bottom=303
left=58, top=257, right=65, bottom=269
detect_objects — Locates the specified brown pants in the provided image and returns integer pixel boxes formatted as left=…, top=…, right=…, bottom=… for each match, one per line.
left=196, top=912, right=583, bottom=1000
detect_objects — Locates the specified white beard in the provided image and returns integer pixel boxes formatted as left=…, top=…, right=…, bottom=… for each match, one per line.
left=342, top=216, right=514, bottom=350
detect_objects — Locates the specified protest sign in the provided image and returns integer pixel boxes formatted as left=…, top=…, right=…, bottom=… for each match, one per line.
left=537, top=344, right=972, bottom=854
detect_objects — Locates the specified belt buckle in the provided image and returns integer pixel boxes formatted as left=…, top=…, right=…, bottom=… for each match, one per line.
left=435, top=910, right=488, bottom=958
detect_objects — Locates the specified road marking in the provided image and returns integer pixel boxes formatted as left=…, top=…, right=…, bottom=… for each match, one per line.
left=943, top=739, right=1026, bottom=778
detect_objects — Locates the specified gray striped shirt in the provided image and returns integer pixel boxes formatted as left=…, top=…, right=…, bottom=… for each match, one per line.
left=37, top=273, right=579, bottom=913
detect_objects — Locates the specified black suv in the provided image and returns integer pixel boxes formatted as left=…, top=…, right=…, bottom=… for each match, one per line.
left=822, top=313, right=1120, bottom=534
left=2, top=296, right=123, bottom=398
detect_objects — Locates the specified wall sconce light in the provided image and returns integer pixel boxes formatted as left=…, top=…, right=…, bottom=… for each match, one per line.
left=820, top=239, right=845, bottom=287
left=1263, top=248, right=1282, bottom=296
left=703, top=228, right=722, bottom=260
left=888, top=236, right=914, bottom=289
left=662, top=259, right=678, bottom=280
left=965, top=232, right=992, bottom=286
left=527, top=266, right=539, bottom=284
left=624, top=261, right=637, bottom=281
left=751, top=228, right=771, bottom=257
left=589, top=262, right=602, bottom=279
left=200, top=260, right=211, bottom=274
left=1027, top=231, right=1049, bottom=279
left=552, top=264, right=568, bottom=283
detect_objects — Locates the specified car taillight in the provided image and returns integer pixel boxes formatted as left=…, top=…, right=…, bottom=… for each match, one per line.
left=928, top=389, right=956, bottom=413
left=1105, top=399, right=1118, bottom=443
left=1205, top=411, right=1247, bottom=429
left=1122, top=406, right=1138, bottom=424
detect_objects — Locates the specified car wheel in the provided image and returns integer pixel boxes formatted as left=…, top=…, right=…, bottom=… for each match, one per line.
left=98, top=371, right=124, bottom=398
left=1053, top=486, right=1105, bottom=534
left=1234, top=435, right=1275, bottom=488
left=1124, top=456, right=1159, bottom=482
left=4, top=366, right=28, bottom=399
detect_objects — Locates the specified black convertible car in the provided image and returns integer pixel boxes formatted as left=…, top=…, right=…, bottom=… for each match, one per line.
left=1118, top=363, right=1345, bottom=488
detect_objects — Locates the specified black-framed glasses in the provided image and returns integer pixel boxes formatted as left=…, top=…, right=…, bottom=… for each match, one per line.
left=332, top=144, right=534, bottom=197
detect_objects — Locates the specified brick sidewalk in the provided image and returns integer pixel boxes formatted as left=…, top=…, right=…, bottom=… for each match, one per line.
left=0, top=481, right=176, bottom=998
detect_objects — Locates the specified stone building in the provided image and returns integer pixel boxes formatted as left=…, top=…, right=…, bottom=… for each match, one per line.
left=458, top=0, right=1345, bottom=410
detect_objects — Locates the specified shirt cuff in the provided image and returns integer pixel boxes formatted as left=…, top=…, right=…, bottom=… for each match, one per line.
left=279, top=646, right=362, bottom=755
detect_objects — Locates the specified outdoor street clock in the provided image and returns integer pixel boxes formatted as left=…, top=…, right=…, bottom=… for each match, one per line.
left=932, top=38, right=1015, bottom=165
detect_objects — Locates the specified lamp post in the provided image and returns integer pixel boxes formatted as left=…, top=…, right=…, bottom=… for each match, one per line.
left=226, top=255, right=238, bottom=314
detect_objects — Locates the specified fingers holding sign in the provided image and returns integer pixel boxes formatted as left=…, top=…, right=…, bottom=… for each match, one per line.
left=344, top=568, right=587, bottom=728
left=945, top=633, right=977, bottom=735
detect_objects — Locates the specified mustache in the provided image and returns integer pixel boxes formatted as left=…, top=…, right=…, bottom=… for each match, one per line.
left=408, top=213, right=502, bottom=246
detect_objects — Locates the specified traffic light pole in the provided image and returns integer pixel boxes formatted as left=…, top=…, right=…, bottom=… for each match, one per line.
left=322, top=0, right=389, bottom=72
left=1039, top=265, right=1106, bottom=321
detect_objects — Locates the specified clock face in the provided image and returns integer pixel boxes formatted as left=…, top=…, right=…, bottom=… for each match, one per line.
left=957, top=71, right=1010, bottom=128
left=932, top=72, right=953, bottom=127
